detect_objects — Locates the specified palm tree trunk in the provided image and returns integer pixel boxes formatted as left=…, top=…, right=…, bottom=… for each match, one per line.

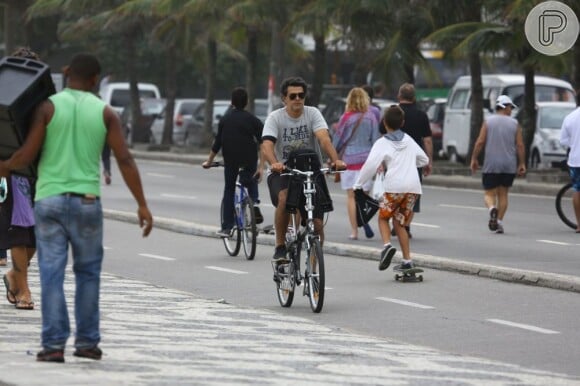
left=246, top=27, right=258, bottom=113
left=162, top=46, right=177, bottom=146
left=203, top=37, right=217, bottom=147
left=466, top=51, right=483, bottom=165
left=522, top=65, right=536, bottom=166
left=309, top=34, right=325, bottom=107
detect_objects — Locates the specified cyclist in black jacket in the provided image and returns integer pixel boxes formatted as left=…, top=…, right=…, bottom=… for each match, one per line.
left=203, top=87, right=264, bottom=236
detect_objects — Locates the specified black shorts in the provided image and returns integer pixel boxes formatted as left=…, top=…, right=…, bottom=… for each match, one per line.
left=482, top=173, right=516, bottom=190
left=0, top=205, right=35, bottom=249
left=267, top=173, right=325, bottom=221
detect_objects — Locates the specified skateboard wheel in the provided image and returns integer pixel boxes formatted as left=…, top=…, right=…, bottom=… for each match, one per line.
left=418, top=275, right=423, bottom=282
left=395, top=274, right=400, bottom=281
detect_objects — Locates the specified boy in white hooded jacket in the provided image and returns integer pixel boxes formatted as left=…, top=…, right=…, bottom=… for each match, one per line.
left=354, top=105, right=429, bottom=271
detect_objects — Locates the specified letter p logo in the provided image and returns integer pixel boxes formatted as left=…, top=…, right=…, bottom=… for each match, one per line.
left=525, top=1, right=579, bottom=56
left=539, top=10, right=567, bottom=46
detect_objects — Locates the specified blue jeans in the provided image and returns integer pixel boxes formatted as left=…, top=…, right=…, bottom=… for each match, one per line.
left=221, top=164, right=259, bottom=230
left=34, top=194, right=104, bottom=350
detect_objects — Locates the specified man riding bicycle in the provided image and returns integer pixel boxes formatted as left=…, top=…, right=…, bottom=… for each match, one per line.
left=261, top=77, right=346, bottom=261
left=203, top=87, right=264, bottom=236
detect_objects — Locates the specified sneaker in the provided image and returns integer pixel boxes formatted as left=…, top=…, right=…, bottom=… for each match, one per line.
left=272, top=245, right=288, bottom=262
left=488, top=208, right=498, bottom=231
left=216, top=228, right=232, bottom=237
left=496, top=223, right=504, bottom=234
left=378, top=245, right=396, bottom=271
left=400, top=260, right=414, bottom=270
left=254, top=206, right=264, bottom=224
left=36, top=348, right=65, bottom=363
left=363, top=223, right=374, bottom=238
left=74, top=346, right=102, bottom=360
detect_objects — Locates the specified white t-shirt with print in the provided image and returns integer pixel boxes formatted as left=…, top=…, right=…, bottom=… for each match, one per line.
left=262, top=106, right=328, bottom=163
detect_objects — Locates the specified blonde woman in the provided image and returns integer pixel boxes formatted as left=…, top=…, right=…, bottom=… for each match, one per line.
left=332, top=87, right=380, bottom=240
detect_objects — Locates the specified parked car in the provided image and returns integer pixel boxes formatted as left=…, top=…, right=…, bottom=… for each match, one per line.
left=422, top=98, right=447, bottom=159
left=120, top=97, right=166, bottom=144
left=517, top=101, right=576, bottom=169
left=150, top=98, right=203, bottom=145
left=443, top=74, right=574, bottom=162
left=184, top=100, right=231, bottom=145
left=100, top=82, right=161, bottom=114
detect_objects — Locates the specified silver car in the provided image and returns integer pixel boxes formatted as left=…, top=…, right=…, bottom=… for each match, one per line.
left=150, top=98, right=204, bottom=145
left=526, top=101, right=576, bottom=169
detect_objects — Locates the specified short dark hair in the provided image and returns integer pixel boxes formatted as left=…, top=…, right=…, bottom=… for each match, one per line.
left=231, top=87, right=248, bottom=109
left=68, top=53, right=101, bottom=80
left=280, top=77, right=308, bottom=96
left=398, top=83, right=415, bottom=102
left=362, top=84, right=374, bottom=100
left=383, top=105, right=405, bottom=130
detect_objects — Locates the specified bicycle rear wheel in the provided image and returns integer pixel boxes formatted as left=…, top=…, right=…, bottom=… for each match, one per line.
left=306, top=238, right=325, bottom=313
left=556, top=183, right=577, bottom=230
left=241, top=197, right=257, bottom=260
left=220, top=201, right=241, bottom=256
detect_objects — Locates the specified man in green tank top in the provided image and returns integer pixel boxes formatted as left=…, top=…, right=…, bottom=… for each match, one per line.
left=0, top=53, right=153, bottom=363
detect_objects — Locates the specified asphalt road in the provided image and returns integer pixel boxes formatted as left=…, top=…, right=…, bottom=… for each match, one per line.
left=101, top=158, right=580, bottom=278
left=102, top=219, right=580, bottom=377
left=92, top=156, right=580, bottom=377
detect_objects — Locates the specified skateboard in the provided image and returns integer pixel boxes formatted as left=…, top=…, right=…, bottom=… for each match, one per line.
left=393, top=265, right=424, bottom=282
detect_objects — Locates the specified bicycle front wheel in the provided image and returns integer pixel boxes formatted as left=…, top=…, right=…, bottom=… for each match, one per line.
left=306, top=238, right=325, bottom=313
left=241, top=197, right=257, bottom=260
left=556, top=183, right=577, bottom=230
left=220, top=201, right=241, bottom=256
left=276, top=260, right=295, bottom=307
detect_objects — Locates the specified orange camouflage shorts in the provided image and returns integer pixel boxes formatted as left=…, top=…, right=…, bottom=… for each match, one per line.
left=378, top=192, right=419, bottom=226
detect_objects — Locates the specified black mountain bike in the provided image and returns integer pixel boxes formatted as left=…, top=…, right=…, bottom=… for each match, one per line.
left=272, top=166, right=337, bottom=313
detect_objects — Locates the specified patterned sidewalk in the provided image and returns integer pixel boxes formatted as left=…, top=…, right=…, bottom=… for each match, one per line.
left=1, top=263, right=578, bottom=385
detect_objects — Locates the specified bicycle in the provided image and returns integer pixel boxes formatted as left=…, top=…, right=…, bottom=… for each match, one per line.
left=554, top=159, right=578, bottom=230
left=210, top=162, right=257, bottom=260
left=272, top=165, right=338, bottom=313
left=556, top=182, right=577, bottom=230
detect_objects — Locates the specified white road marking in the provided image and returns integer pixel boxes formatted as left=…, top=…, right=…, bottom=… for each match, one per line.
left=440, top=204, right=486, bottom=211
left=410, top=222, right=440, bottom=229
left=139, top=253, right=176, bottom=261
left=486, top=319, right=560, bottom=334
left=537, top=239, right=571, bottom=246
left=375, top=297, right=435, bottom=310
left=161, top=193, right=197, bottom=200
left=206, top=266, right=248, bottom=275
left=104, top=246, right=112, bottom=250
left=147, top=172, right=175, bottom=178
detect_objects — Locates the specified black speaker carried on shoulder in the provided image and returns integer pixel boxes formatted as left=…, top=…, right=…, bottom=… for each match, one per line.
left=0, top=56, right=56, bottom=177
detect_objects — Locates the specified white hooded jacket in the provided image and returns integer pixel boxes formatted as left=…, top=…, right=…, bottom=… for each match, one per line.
left=354, top=130, right=429, bottom=194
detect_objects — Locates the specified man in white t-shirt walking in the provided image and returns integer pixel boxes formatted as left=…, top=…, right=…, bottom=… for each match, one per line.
left=262, top=77, right=346, bottom=261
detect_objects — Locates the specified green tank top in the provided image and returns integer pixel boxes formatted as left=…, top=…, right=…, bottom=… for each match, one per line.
left=35, top=88, right=107, bottom=201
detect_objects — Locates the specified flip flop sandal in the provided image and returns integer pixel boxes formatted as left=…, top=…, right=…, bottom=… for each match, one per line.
left=3, top=274, right=16, bottom=305
left=15, top=299, right=34, bottom=310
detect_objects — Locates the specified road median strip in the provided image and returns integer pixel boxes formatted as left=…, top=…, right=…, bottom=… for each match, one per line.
left=104, top=208, right=580, bottom=294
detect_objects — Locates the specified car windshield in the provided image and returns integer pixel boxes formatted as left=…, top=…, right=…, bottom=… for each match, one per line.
left=110, top=89, right=159, bottom=108
left=538, top=106, right=576, bottom=129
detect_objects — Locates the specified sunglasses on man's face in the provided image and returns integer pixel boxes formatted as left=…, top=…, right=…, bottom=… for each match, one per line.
left=287, top=92, right=306, bottom=100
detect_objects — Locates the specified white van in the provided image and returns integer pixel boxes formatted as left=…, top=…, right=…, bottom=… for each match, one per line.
left=442, top=74, right=575, bottom=161
left=99, top=82, right=161, bottom=114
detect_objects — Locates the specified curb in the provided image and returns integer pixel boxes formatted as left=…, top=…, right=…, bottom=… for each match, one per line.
left=104, top=209, right=580, bottom=294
